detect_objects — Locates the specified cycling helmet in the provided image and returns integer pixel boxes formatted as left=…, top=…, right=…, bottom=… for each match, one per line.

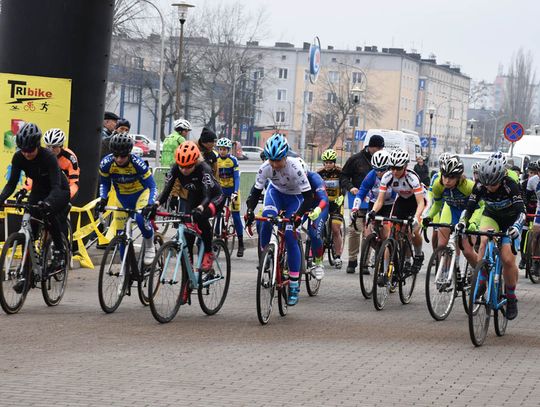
left=438, top=152, right=453, bottom=169
left=175, top=140, right=200, bottom=167
left=528, top=161, right=539, bottom=172
left=478, top=156, right=505, bottom=186
left=490, top=151, right=507, bottom=167
left=260, top=150, right=267, bottom=161
left=371, top=150, right=390, bottom=171
left=389, top=149, right=409, bottom=167
left=109, top=132, right=134, bottom=156
left=43, top=128, right=65, bottom=147
left=264, top=133, right=289, bottom=160
left=115, top=119, right=131, bottom=130
left=174, top=118, right=192, bottom=132
left=472, top=161, right=482, bottom=174
left=440, top=156, right=464, bottom=177
left=16, top=122, right=42, bottom=150
left=216, top=137, right=233, bottom=149
left=321, top=149, right=337, bottom=162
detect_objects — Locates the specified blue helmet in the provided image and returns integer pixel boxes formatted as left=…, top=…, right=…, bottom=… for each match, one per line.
left=264, top=133, right=289, bottom=160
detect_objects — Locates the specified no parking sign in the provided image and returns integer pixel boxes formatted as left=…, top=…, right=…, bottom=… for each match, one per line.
left=504, top=122, right=524, bottom=143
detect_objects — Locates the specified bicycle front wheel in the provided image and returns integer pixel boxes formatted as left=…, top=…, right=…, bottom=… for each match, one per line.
left=494, top=271, right=508, bottom=337
left=41, top=234, right=69, bottom=307
left=198, top=239, right=231, bottom=315
left=468, top=260, right=491, bottom=347
left=149, top=241, right=185, bottom=323
left=137, top=233, right=164, bottom=306
left=398, top=241, right=417, bottom=305
left=425, top=247, right=456, bottom=321
left=359, top=234, right=377, bottom=299
left=256, top=243, right=277, bottom=325
left=373, top=240, right=395, bottom=311
left=0, top=233, right=30, bottom=314
left=98, top=236, right=129, bottom=313
left=461, top=262, right=473, bottom=315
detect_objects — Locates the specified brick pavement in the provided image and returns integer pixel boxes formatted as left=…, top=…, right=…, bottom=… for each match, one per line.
left=2, top=242, right=540, bottom=406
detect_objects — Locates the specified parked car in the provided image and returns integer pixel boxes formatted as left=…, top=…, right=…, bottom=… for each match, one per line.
left=132, top=145, right=144, bottom=157
left=241, top=145, right=264, bottom=160
left=134, top=140, right=150, bottom=156
left=132, top=134, right=156, bottom=157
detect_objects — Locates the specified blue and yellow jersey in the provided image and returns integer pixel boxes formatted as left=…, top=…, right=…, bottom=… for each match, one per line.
left=217, top=154, right=240, bottom=191
left=99, top=154, right=157, bottom=203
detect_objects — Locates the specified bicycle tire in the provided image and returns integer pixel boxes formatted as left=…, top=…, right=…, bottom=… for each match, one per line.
left=137, top=233, right=164, bottom=306
left=494, top=271, right=508, bottom=337
left=325, top=222, right=336, bottom=267
left=468, top=260, right=491, bottom=347
left=425, top=247, right=456, bottom=321
left=278, top=246, right=290, bottom=316
left=198, top=239, right=231, bottom=315
left=461, top=262, right=473, bottom=315
left=359, top=234, right=377, bottom=299
left=303, top=238, right=320, bottom=297
left=373, top=239, right=395, bottom=310
left=0, top=233, right=30, bottom=314
left=398, top=240, right=417, bottom=305
left=98, top=236, right=129, bottom=313
left=256, top=243, right=277, bottom=325
left=41, top=234, right=69, bottom=307
left=149, top=240, right=185, bottom=323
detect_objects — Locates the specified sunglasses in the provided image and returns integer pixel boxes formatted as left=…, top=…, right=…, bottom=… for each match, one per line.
left=179, top=163, right=196, bottom=170
left=375, top=167, right=389, bottom=172
left=390, top=166, right=405, bottom=171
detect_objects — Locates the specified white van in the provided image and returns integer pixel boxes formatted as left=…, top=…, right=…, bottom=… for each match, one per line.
left=508, top=135, right=540, bottom=163
left=362, top=129, right=422, bottom=169
left=473, top=151, right=530, bottom=173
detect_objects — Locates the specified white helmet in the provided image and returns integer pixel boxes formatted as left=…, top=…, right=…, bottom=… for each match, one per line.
left=478, top=156, right=506, bottom=186
left=472, top=161, right=482, bottom=174
left=490, top=151, right=507, bottom=167
left=43, top=128, right=66, bottom=147
left=371, top=150, right=390, bottom=171
left=173, top=118, right=192, bottom=131
left=389, top=149, right=409, bottom=167
left=216, top=137, right=233, bottom=149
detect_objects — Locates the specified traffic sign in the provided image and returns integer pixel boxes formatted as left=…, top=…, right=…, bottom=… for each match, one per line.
left=420, top=136, right=437, bottom=148
left=354, top=130, right=366, bottom=141
left=503, top=122, right=524, bottom=143
left=472, top=145, right=481, bottom=153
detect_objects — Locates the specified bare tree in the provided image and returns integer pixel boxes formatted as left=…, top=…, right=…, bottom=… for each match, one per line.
left=504, top=49, right=537, bottom=127
left=113, top=0, right=147, bottom=36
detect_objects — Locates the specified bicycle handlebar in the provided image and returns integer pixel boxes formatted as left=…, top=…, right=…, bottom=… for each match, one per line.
left=457, top=229, right=517, bottom=256
left=422, top=222, right=455, bottom=243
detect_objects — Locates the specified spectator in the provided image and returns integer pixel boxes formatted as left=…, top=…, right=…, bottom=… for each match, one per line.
left=198, top=127, right=218, bottom=177
left=340, top=135, right=384, bottom=273
left=414, top=156, right=431, bottom=186
left=115, top=119, right=131, bottom=133
left=101, top=111, right=119, bottom=157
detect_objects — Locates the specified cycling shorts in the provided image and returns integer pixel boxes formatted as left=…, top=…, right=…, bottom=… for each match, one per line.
left=479, top=215, right=512, bottom=245
left=329, top=201, right=344, bottom=223
left=368, top=202, right=392, bottom=218
left=391, top=196, right=417, bottom=220
left=439, top=203, right=461, bottom=225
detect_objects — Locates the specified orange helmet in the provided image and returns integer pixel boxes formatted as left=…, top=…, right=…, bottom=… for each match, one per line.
left=175, top=141, right=200, bottom=167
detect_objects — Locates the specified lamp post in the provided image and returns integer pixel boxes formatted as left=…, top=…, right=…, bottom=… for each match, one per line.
left=468, top=118, right=478, bottom=153
left=230, top=69, right=249, bottom=141
left=172, top=2, right=194, bottom=119
left=427, top=105, right=435, bottom=165
left=140, top=0, right=165, bottom=164
left=350, top=83, right=364, bottom=154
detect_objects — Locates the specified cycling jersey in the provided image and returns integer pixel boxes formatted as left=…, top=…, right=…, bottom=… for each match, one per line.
left=353, top=169, right=395, bottom=209
left=306, top=171, right=329, bottom=210
left=427, top=176, right=474, bottom=218
left=526, top=174, right=539, bottom=201
left=379, top=169, right=423, bottom=199
left=57, top=147, right=80, bottom=199
left=217, top=154, right=240, bottom=191
left=306, top=171, right=329, bottom=260
left=99, top=154, right=157, bottom=203
left=254, top=157, right=311, bottom=195
left=317, top=166, right=342, bottom=202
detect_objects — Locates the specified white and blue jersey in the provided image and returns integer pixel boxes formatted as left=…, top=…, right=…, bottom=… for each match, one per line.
left=352, top=169, right=396, bottom=210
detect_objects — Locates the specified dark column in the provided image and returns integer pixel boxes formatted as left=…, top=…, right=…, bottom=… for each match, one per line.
left=0, top=0, right=114, bottom=205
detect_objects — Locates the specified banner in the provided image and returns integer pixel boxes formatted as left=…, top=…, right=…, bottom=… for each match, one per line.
left=0, top=72, right=72, bottom=185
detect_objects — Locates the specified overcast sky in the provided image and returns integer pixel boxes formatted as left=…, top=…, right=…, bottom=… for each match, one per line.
left=157, top=0, right=540, bottom=82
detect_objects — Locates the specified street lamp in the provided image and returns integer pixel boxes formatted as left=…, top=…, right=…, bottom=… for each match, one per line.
left=468, top=118, right=478, bottom=153
left=350, top=83, right=364, bottom=154
left=172, top=2, right=195, bottom=119
left=230, top=69, right=249, bottom=141
left=140, top=0, right=165, bottom=164
left=427, top=105, right=436, bottom=164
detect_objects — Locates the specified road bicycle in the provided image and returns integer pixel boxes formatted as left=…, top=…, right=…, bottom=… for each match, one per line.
left=423, top=223, right=472, bottom=321
left=97, top=207, right=163, bottom=313
left=213, top=195, right=237, bottom=253
left=322, top=213, right=346, bottom=267
left=372, top=216, right=418, bottom=311
left=521, top=215, right=540, bottom=284
left=358, top=215, right=383, bottom=299
left=148, top=211, right=231, bottom=323
left=466, top=229, right=515, bottom=347
left=301, top=217, right=324, bottom=297
left=254, top=213, right=306, bottom=325
left=0, top=201, right=69, bottom=314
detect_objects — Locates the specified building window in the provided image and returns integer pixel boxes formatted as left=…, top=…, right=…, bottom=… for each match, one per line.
left=328, top=71, right=339, bottom=83
left=348, top=115, right=360, bottom=127
left=325, top=114, right=335, bottom=127
left=352, top=71, right=364, bottom=85
left=258, top=88, right=264, bottom=100
left=254, top=68, right=264, bottom=79
left=255, top=110, right=262, bottom=122
left=125, top=85, right=141, bottom=104
left=307, top=113, right=312, bottom=124
left=278, top=68, right=288, bottom=79
left=277, top=89, right=287, bottom=101
left=281, top=55, right=287, bottom=60
left=331, top=57, right=337, bottom=62
left=327, top=92, right=337, bottom=104
left=276, top=111, right=286, bottom=123
left=305, top=91, right=313, bottom=103
left=355, top=58, right=361, bottom=63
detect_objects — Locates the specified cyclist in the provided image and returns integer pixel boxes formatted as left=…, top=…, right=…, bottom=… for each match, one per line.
left=42, top=128, right=80, bottom=200
left=471, top=161, right=481, bottom=182
left=245, top=134, right=312, bottom=306
left=457, top=154, right=525, bottom=320
left=156, top=141, right=225, bottom=270
left=216, top=137, right=245, bottom=257
left=526, top=160, right=540, bottom=274
left=317, top=149, right=345, bottom=268
left=0, top=123, right=71, bottom=287
left=305, top=170, right=330, bottom=280
left=96, top=132, right=158, bottom=266
left=198, top=128, right=219, bottom=177
left=369, top=149, right=425, bottom=272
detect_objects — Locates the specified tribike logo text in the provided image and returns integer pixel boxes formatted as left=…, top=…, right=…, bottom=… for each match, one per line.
left=7, top=80, right=53, bottom=103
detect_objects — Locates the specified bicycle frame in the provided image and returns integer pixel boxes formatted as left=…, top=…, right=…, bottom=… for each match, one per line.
left=475, top=237, right=506, bottom=311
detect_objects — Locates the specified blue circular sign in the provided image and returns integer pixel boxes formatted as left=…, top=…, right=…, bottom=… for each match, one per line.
left=309, top=36, right=321, bottom=84
left=504, top=122, right=524, bottom=143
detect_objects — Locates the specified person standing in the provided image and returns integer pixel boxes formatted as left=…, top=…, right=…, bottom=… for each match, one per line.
left=340, top=135, right=385, bottom=274
left=101, top=111, right=119, bottom=157
left=414, top=155, right=431, bottom=187
left=198, top=127, right=218, bottom=177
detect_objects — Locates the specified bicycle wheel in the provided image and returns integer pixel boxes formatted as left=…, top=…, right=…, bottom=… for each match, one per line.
left=256, top=243, right=277, bottom=325
left=468, top=260, right=491, bottom=347
left=149, top=241, right=185, bottom=323
left=461, top=262, right=473, bottom=315
left=98, top=236, right=129, bottom=313
left=398, top=241, right=417, bottom=305
left=137, top=233, right=164, bottom=306
left=303, top=238, right=320, bottom=296
left=425, top=247, right=456, bottom=321
left=494, top=271, right=508, bottom=337
left=0, top=233, right=30, bottom=314
left=278, top=248, right=290, bottom=316
left=304, top=237, right=313, bottom=269
left=325, top=222, right=337, bottom=267
left=41, top=234, right=69, bottom=307
left=198, top=239, right=231, bottom=315
left=373, top=240, right=395, bottom=311
left=359, top=234, right=377, bottom=299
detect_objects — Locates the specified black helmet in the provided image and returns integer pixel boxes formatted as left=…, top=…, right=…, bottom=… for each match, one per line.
left=16, top=123, right=42, bottom=150
left=109, top=132, right=134, bottom=156
left=260, top=150, right=267, bottom=161
left=115, top=119, right=131, bottom=130
left=529, top=161, right=539, bottom=172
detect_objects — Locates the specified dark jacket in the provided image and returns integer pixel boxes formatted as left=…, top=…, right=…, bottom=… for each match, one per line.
left=414, top=163, right=430, bottom=186
left=100, top=127, right=113, bottom=158
left=340, top=148, right=373, bottom=191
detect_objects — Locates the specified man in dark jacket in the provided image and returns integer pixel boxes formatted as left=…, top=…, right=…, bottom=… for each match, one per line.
left=413, top=156, right=430, bottom=186
left=101, top=111, right=119, bottom=157
left=198, top=127, right=218, bottom=177
left=340, top=134, right=384, bottom=273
